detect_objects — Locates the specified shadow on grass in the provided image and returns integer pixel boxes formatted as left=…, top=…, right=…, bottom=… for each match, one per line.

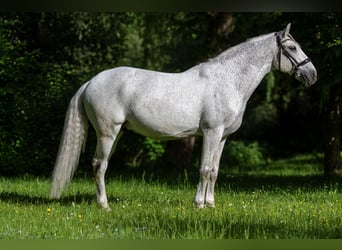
left=216, top=174, right=342, bottom=193
left=0, top=191, right=124, bottom=208
left=0, top=174, right=340, bottom=207
left=0, top=191, right=98, bottom=206
left=0, top=188, right=120, bottom=207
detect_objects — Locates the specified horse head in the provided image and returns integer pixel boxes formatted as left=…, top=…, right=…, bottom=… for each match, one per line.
left=274, top=23, right=317, bottom=87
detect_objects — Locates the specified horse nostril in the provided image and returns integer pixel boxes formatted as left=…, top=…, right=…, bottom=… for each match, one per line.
left=310, top=71, right=318, bottom=84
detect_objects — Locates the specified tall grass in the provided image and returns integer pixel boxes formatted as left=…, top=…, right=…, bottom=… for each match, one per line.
left=0, top=154, right=341, bottom=239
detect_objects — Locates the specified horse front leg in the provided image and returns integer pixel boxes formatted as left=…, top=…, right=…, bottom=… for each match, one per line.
left=205, top=138, right=226, bottom=208
left=194, top=127, right=224, bottom=208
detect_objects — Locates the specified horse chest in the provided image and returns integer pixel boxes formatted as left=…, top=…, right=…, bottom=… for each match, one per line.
left=200, top=94, right=246, bottom=135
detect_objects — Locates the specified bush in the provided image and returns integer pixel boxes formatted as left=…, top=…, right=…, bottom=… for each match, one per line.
left=223, top=140, right=268, bottom=169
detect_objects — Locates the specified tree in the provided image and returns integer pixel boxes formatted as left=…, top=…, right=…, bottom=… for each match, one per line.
left=316, top=14, right=342, bottom=179
left=0, top=13, right=131, bottom=175
left=1, top=12, right=340, bottom=179
left=279, top=13, right=342, bottom=179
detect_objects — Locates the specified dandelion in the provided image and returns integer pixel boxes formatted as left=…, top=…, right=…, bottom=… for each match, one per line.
left=47, top=208, right=51, bottom=215
left=77, top=214, right=82, bottom=220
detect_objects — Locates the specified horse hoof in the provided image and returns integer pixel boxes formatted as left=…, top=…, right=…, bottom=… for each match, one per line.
left=206, top=202, right=215, bottom=208
left=193, top=202, right=205, bottom=209
left=103, top=206, right=112, bottom=212
left=99, top=203, right=112, bottom=212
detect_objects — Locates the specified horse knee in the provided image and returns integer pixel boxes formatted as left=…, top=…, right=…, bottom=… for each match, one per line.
left=200, top=167, right=211, bottom=181
left=210, top=168, right=218, bottom=181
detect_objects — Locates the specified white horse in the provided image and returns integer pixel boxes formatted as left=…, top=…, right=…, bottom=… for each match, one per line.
left=50, top=23, right=317, bottom=210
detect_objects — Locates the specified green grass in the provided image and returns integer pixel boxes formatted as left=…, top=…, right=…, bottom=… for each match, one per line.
left=1, top=153, right=342, bottom=239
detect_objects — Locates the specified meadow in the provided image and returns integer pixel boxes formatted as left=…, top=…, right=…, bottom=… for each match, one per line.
left=0, top=153, right=342, bottom=239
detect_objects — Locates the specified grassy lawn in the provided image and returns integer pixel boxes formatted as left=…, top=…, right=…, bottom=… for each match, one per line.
left=0, top=153, right=342, bottom=239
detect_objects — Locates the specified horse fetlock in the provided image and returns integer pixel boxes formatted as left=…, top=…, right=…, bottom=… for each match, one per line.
left=98, top=199, right=111, bottom=211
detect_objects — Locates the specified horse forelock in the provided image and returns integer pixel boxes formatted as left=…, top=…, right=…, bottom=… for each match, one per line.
left=277, top=31, right=300, bottom=46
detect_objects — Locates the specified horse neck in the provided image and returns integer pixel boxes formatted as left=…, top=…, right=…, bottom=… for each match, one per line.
left=212, top=33, right=278, bottom=101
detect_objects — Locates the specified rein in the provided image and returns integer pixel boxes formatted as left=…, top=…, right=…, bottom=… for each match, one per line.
left=276, top=33, right=311, bottom=73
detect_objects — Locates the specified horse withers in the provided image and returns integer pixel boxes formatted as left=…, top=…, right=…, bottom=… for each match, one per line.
left=50, top=23, right=317, bottom=210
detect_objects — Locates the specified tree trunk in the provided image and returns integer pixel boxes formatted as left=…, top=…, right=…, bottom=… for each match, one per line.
left=207, top=12, right=236, bottom=56
left=324, top=94, right=341, bottom=180
left=164, top=137, right=195, bottom=170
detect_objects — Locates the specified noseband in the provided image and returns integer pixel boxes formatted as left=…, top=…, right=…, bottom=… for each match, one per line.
left=276, top=33, right=311, bottom=73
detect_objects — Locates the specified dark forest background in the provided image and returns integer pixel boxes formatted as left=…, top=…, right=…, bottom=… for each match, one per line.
left=0, top=13, right=341, bottom=179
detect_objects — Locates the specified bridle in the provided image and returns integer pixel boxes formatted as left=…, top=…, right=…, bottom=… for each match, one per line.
left=276, top=33, right=311, bottom=73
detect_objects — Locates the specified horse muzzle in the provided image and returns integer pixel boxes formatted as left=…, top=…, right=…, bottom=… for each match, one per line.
left=295, top=67, right=317, bottom=87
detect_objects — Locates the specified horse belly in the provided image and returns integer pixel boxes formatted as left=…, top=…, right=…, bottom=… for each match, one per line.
left=125, top=103, right=201, bottom=140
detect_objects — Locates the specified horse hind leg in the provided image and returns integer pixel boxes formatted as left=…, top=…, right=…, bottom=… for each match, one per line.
left=92, top=125, right=123, bottom=211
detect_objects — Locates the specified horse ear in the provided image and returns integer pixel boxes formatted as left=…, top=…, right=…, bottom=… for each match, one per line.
left=283, top=23, right=291, bottom=37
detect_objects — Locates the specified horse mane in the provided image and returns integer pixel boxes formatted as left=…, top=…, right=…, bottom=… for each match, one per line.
left=204, top=32, right=276, bottom=65
left=245, top=32, right=276, bottom=43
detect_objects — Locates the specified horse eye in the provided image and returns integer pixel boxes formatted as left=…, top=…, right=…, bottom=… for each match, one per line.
left=288, top=45, right=297, bottom=51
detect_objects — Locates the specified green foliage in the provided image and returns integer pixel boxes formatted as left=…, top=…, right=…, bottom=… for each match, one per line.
left=0, top=12, right=340, bottom=176
left=143, top=138, right=165, bottom=161
left=223, top=141, right=268, bottom=170
left=0, top=15, right=43, bottom=174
